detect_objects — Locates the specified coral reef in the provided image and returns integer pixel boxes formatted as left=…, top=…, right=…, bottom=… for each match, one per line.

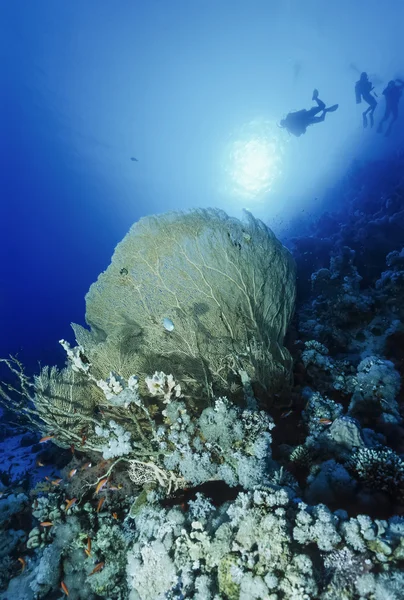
left=125, top=486, right=404, bottom=600
left=1, top=164, right=404, bottom=600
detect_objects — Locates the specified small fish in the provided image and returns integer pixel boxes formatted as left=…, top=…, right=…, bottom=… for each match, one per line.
left=45, top=476, right=51, bottom=481
left=40, top=521, right=53, bottom=527
left=95, top=478, right=108, bottom=495
left=36, top=459, right=45, bottom=467
left=162, top=317, right=174, bottom=332
left=70, top=444, right=75, bottom=455
left=130, top=157, right=138, bottom=161
left=112, top=512, right=118, bottom=519
left=280, top=410, right=293, bottom=419
left=65, top=498, right=77, bottom=511
left=96, top=497, right=105, bottom=513
left=51, top=478, right=62, bottom=486
left=81, top=434, right=87, bottom=446
left=60, top=581, right=69, bottom=596
left=81, top=462, right=92, bottom=471
left=318, top=418, right=333, bottom=426
left=89, top=562, right=105, bottom=576
left=108, top=486, right=120, bottom=491
left=84, top=537, right=92, bottom=557
left=39, top=435, right=54, bottom=443
left=17, top=557, right=26, bottom=572
left=68, top=468, right=77, bottom=479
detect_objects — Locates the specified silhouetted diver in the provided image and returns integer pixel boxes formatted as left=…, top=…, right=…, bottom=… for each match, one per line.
left=279, top=89, right=339, bottom=137
left=355, top=72, right=377, bottom=128
left=377, top=79, right=404, bottom=136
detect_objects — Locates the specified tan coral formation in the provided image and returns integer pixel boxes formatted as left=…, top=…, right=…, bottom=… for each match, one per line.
left=75, top=208, right=296, bottom=406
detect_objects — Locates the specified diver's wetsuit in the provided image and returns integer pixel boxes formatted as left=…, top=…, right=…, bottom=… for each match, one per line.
left=355, top=75, right=377, bottom=127
left=282, top=92, right=338, bottom=137
left=377, top=80, right=404, bottom=136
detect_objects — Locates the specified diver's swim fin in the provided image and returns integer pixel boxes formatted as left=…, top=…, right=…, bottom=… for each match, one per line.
left=312, top=88, right=319, bottom=100
left=362, top=113, right=368, bottom=128
left=326, top=104, right=339, bottom=112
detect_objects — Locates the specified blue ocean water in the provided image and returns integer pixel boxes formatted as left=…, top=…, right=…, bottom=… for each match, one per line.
left=1, top=1, right=404, bottom=598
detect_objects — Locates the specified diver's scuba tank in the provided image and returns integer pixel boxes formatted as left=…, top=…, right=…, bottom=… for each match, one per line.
left=355, top=82, right=362, bottom=104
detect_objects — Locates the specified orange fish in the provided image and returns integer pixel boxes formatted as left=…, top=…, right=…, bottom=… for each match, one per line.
left=60, top=581, right=69, bottom=596
left=112, top=512, right=118, bottom=519
left=68, top=468, right=77, bottom=479
left=39, top=435, right=54, bottom=443
left=17, top=557, right=26, bottom=572
left=81, top=434, right=87, bottom=446
left=96, top=497, right=105, bottom=513
left=65, top=498, right=77, bottom=511
left=81, top=462, right=92, bottom=471
left=84, top=537, right=92, bottom=558
left=40, top=521, right=53, bottom=527
left=95, top=478, right=108, bottom=495
left=318, top=418, right=333, bottom=425
left=89, top=562, right=104, bottom=576
left=51, top=478, right=62, bottom=486
left=70, top=444, right=75, bottom=455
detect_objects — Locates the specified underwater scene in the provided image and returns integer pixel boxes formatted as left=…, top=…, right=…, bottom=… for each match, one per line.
left=1, top=1, right=404, bottom=599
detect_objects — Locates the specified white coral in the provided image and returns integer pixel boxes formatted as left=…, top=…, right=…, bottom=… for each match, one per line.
left=145, top=371, right=182, bottom=404
left=95, top=420, right=132, bottom=459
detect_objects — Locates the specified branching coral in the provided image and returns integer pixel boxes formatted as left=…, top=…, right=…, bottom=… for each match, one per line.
left=1, top=341, right=276, bottom=497
left=346, top=447, right=404, bottom=503
left=126, top=486, right=404, bottom=600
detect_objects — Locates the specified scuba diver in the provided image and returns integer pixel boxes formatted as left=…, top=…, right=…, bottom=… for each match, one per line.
left=377, top=79, right=404, bottom=136
left=279, top=89, right=339, bottom=137
left=355, top=72, right=377, bottom=128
